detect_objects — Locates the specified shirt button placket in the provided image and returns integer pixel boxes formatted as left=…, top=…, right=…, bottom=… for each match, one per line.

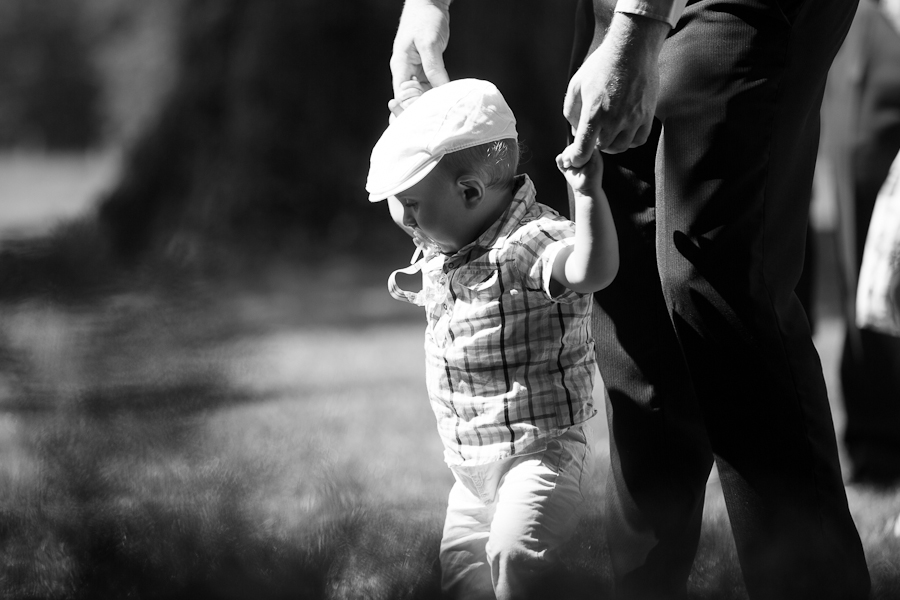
left=440, top=272, right=451, bottom=322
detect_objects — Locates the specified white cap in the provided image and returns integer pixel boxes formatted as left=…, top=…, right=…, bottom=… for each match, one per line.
left=366, top=79, right=518, bottom=202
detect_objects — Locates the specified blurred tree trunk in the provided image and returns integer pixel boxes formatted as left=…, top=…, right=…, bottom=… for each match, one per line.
left=97, top=0, right=577, bottom=271
left=0, top=0, right=102, bottom=149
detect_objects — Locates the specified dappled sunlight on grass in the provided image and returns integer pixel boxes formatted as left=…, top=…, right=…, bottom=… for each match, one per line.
left=847, top=485, right=900, bottom=600
left=0, top=285, right=451, bottom=599
left=0, top=275, right=896, bottom=599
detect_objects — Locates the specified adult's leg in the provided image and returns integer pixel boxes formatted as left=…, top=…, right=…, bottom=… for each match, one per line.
left=571, top=4, right=714, bottom=599
left=654, top=0, right=869, bottom=597
left=596, top=142, right=714, bottom=600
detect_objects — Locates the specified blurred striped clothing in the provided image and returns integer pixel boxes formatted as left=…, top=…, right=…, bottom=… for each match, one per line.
left=389, top=175, right=597, bottom=466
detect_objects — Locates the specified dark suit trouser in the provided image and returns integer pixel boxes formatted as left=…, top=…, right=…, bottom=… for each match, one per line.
left=571, top=0, right=871, bottom=598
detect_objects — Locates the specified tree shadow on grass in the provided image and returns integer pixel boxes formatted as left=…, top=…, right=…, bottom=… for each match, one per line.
left=0, top=292, right=450, bottom=600
left=2, top=374, right=453, bottom=600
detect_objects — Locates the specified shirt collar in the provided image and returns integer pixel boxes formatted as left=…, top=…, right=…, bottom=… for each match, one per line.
left=442, top=174, right=536, bottom=271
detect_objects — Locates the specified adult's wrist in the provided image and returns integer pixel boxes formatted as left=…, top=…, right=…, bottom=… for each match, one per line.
left=605, top=11, right=669, bottom=62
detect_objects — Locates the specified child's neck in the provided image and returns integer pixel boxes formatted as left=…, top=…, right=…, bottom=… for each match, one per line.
left=469, top=186, right=515, bottom=245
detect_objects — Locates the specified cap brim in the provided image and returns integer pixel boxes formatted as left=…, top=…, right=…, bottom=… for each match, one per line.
left=367, top=155, right=442, bottom=202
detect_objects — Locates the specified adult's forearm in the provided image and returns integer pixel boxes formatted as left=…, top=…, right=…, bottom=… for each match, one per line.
left=584, top=0, right=672, bottom=61
left=603, top=10, right=670, bottom=66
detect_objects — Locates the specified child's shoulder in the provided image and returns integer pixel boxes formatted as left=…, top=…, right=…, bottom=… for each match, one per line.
left=510, top=202, right=576, bottom=246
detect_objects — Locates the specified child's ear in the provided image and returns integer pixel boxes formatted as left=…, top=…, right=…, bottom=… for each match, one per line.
left=458, top=176, right=485, bottom=208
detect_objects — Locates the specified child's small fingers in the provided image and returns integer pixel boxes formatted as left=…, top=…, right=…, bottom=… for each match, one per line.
left=398, top=79, right=422, bottom=92
left=560, top=145, right=586, bottom=171
left=396, top=87, right=422, bottom=102
left=557, top=160, right=575, bottom=174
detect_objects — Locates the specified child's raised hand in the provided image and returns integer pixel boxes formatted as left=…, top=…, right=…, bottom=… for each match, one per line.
left=556, top=147, right=604, bottom=195
left=388, top=78, right=429, bottom=118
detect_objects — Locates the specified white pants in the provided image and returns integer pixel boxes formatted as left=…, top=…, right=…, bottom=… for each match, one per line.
left=440, top=424, right=593, bottom=600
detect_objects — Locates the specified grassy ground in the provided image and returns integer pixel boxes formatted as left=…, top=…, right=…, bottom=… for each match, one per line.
left=0, top=267, right=897, bottom=599
left=0, top=155, right=898, bottom=599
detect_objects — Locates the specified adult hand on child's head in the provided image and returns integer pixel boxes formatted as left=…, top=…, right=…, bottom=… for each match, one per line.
left=390, top=0, right=451, bottom=99
left=557, top=147, right=604, bottom=195
left=559, top=13, right=668, bottom=167
left=388, top=78, right=429, bottom=118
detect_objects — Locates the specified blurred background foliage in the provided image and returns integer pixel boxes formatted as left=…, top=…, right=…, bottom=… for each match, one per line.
left=0, top=0, right=177, bottom=150
left=0, top=0, right=578, bottom=285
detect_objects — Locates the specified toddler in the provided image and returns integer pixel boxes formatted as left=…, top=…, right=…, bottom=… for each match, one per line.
left=366, top=78, right=618, bottom=600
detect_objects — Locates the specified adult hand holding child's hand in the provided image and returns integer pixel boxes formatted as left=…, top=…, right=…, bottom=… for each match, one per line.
left=388, top=78, right=428, bottom=118
left=390, top=0, right=451, bottom=98
left=557, top=147, right=604, bottom=195
left=560, top=13, right=669, bottom=166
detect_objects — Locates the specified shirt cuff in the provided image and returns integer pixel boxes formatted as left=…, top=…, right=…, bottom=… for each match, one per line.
left=540, top=238, right=582, bottom=303
left=614, top=0, right=687, bottom=28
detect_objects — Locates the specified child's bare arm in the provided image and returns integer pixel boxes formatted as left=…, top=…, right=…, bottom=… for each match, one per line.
left=551, top=148, right=619, bottom=294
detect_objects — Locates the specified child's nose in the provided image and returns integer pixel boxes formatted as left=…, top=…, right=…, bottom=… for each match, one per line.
left=402, top=208, right=417, bottom=228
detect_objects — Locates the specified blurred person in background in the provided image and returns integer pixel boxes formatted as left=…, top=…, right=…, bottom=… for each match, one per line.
left=389, top=0, right=871, bottom=599
left=816, top=0, right=900, bottom=487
